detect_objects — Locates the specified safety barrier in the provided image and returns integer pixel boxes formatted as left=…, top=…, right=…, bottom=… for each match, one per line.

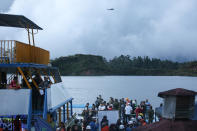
left=0, top=40, right=49, bottom=65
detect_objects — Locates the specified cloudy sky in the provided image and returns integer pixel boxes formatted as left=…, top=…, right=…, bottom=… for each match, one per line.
left=0, top=0, right=197, bottom=61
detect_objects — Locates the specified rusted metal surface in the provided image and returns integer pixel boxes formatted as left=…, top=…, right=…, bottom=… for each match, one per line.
left=158, top=88, right=197, bottom=97
left=134, top=119, right=197, bottom=131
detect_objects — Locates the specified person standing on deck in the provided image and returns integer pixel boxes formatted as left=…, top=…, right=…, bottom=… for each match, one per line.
left=109, top=97, right=114, bottom=105
left=39, top=76, right=50, bottom=96
left=41, top=76, right=50, bottom=89
left=125, top=103, right=133, bottom=123
left=113, top=99, right=119, bottom=110
left=84, top=103, right=90, bottom=120
left=9, top=76, right=21, bottom=89
left=101, top=116, right=109, bottom=131
left=89, top=118, right=98, bottom=131
left=91, top=104, right=96, bottom=117
left=145, top=99, right=151, bottom=121
left=148, top=106, right=154, bottom=124
left=120, top=99, right=126, bottom=121
left=140, top=101, right=146, bottom=119
left=38, top=76, right=50, bottom=109
left=98, top=103, right=106, bottom=111
left=14, top=116, right=21, bottom=131
left=135, top=105, right=143, bottom=118
left=95, top=97, right=100, bottom=109
left=155, top=103, right=163, bottom=121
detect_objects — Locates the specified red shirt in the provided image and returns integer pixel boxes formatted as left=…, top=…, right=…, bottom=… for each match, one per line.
left=101, top=126, right=109, bottom=131
left=135, top=107, right=142, bottom=117
left=10, top=80, right=20, bottom=89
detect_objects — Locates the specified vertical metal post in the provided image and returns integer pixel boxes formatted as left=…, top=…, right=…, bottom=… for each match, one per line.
left=70, top=100, right=73, bottom=116
left=27, top=27, right=31, bottom=45
left=50, top=72, right=57, bottom=83
left=1, top=40, right=2, bottom=63
left=27, top=26, right=32, bottom=63
left=32, top=28, right=35, bottom=46
left=31, top=28, right=35, bottom=63
left=7, top=40, right=9, bottom=63
left=154, top=108, right=157, bottom=122
left=13, top=41, right=16, bottom=63
left=67, top=102, right=69, bottom=120
left=12, top=116, right=13, bottom=131
left=10, top=41, right=12, bottom=63
left=63, top=105, right=66, bottom=123
left=4, top=40, right=5, bottom=63
left=59, top=108, right=61, bottom=126
left=27, top=89, right=32, bottom=130
left=43, top=89, right=48, bottom=120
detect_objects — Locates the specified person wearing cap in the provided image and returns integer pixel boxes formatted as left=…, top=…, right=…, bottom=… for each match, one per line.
left=119, top=124, right=125, bottom=131
left=89, top=118, right=97, bottom=131
left=86, top=125, right=91, bottom=131
left=126, top=121, right=133, bottom=131
left=125, top=103, right=133, bottom=123
left=101, top=116, right=109, bottom=131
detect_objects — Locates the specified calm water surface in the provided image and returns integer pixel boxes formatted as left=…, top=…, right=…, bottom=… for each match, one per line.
left=62, top=76, right=197, bottom=108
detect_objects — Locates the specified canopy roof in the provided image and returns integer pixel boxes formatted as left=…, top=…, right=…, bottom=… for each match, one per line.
left=0, top=13, right=42, bottom=30
left=158, top=88, right=197, bottom=98
left=134, top=119, right=197, bottom=131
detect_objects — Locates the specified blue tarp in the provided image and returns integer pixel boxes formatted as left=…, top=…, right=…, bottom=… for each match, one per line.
left=72, top=104, right=92, bottom=108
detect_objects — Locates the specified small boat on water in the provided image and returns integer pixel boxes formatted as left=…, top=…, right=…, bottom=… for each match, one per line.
left=0, top=13, right=74, bottom=130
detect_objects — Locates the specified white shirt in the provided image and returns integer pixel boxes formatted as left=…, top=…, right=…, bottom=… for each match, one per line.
left=125, top=105, right=133, bottom=115
left=98, top=105, right=106, bottom=110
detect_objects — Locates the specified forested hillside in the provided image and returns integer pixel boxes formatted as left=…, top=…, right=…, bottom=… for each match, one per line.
left=51, top=54, right=197, bottom=76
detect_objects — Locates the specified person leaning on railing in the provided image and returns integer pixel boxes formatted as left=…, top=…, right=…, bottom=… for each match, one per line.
left=39, top=76, right=51, bottom=92
left=9, top=76, right=21, bottom=89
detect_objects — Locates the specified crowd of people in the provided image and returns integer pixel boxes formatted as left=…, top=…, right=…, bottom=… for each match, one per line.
left=0, top=116, right=25, bottom=131
left=78, top=95, right=160, bottom=131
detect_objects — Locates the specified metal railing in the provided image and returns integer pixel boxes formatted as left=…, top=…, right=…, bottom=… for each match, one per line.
left=0, top=40, right=49, bottom=65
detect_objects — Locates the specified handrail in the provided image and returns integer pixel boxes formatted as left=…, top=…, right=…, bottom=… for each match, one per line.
left=0, top=40, right=16, bottom=64
left=0, top=40, right=50, bottom=65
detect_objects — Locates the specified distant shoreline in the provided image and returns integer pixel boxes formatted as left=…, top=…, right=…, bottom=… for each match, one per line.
left=61, top=75, right=197, bottom=77
left=52, top=54, right=197, bottom=77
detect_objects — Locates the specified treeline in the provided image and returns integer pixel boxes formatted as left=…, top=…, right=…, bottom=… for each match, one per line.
left=51, top=54, right=197, bottom=76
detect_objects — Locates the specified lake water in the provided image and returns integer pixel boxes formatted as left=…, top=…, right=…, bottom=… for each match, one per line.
left=61, top=76, right=197, bottom=109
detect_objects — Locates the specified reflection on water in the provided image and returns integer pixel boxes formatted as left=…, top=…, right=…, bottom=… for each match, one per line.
left=62, top=76, right=197, bottom=109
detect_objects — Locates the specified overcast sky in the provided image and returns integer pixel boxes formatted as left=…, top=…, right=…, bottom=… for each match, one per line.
left=0, top=0, right=197, bottom=61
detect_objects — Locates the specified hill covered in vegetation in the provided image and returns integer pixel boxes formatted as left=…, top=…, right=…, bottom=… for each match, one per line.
left=51, top=54, right=197, bottom=76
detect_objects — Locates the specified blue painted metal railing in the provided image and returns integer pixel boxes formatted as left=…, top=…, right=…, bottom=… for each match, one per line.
left=27, top=89, right=32, bottom=130
left=43, top=89, right=48, bottom=120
